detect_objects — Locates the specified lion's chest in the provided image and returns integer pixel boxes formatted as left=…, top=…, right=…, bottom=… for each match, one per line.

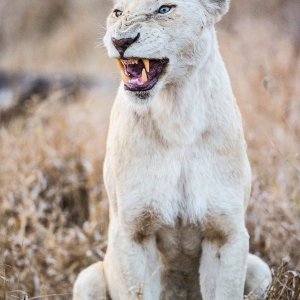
left=105, top=142, right=215, bottom=234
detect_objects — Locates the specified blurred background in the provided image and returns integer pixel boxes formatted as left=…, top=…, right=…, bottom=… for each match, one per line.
left=0, top=0, right=299, bottom=299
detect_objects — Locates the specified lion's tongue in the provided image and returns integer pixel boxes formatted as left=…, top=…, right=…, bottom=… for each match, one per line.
left=127, top=64, right=147, bottom=85
left=129, top=76, right=145, bottom=86
left=125, top=63, right=148, bottom=86
left=126, top=61, right=144, bottom=78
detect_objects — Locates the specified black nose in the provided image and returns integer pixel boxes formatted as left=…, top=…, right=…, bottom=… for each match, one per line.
left=112, top=33, right=140, bottom=56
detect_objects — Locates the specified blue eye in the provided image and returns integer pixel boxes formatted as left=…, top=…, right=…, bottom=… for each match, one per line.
left=113, top=9, right=123, bottom=18
left=158, top=5, right=174, bottom=15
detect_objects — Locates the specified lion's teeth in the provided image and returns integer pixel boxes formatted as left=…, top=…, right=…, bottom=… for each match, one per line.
left=143, top=59, right=150, bottom=72
left=117, top=59, right=130, bottom=83
left=117, top=59, right=124, bottom=70
left=129, top=59, right=138, bottom=64
left=122, top=72, right=130, bottom=83
left=142, top=68, right=148, bottom=83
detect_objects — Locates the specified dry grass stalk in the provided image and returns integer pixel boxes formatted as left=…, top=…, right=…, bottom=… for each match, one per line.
left=265, top=261, right=300, bottom=300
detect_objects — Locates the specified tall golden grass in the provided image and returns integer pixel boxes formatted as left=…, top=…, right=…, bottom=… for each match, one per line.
left=0, top=0, right=299, bottom=299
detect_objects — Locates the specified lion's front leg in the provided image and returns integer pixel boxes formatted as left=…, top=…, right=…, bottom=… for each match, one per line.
left=104, top=222, right=161, bottom=300
left=200, top=220, right=249, bottom=300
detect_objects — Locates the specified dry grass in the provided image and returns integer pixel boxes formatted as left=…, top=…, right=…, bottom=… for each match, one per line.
left=0, top=88, right=112, bottom=299
left=0, top=0, right=300, bottom=299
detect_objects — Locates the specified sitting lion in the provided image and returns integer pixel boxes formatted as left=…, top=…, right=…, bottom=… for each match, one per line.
left=73, top=0, right=272, bottom=299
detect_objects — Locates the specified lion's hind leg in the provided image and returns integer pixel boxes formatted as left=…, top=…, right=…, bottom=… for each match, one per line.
left=73, top=262, right=108, bottom=300
left=245, top=254, right=272, bottom=298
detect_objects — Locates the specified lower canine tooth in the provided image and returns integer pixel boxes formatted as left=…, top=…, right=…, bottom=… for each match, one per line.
left=142, top=68, right=148, bottom=83
left=143, top=59, right=150, bottom=72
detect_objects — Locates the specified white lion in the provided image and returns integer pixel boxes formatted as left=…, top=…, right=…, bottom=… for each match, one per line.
left=73, top=0, right=272, bottom=299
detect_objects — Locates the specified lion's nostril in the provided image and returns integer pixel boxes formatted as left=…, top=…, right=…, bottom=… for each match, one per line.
left=112, top=33, right=140, bottom=56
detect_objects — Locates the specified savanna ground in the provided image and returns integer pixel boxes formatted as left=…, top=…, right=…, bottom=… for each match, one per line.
left=0, top=1, right=299, bottom=299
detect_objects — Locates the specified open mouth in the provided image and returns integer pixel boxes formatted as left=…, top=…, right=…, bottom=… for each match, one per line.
left=117, top=58, right=169, bottom=92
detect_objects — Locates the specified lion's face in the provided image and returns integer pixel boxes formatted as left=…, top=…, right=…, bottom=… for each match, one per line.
left=104, top=0, right=229, bottom=103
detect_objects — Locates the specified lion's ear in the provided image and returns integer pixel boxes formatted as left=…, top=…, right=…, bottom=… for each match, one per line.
left=201, top=0, right=230, bottom=25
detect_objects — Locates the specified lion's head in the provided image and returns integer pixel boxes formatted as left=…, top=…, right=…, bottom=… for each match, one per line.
left=104, top=0, right=230, bottom=103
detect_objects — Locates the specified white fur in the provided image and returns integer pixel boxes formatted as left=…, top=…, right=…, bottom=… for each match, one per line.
left=245, top=254, right=272, bottom=297
left=73, top=262, right=107, bottom=300
left=73, top=0, right=272, bottom=299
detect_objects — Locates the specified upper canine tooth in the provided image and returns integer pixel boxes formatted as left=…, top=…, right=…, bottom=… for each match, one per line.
left=142, top=68, right=148, bottom=83
left=143, top=59, right=150, bottom=72
left=117, top=59, right=124, bottom=70
left=116, top=59, right=130, bottom=83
